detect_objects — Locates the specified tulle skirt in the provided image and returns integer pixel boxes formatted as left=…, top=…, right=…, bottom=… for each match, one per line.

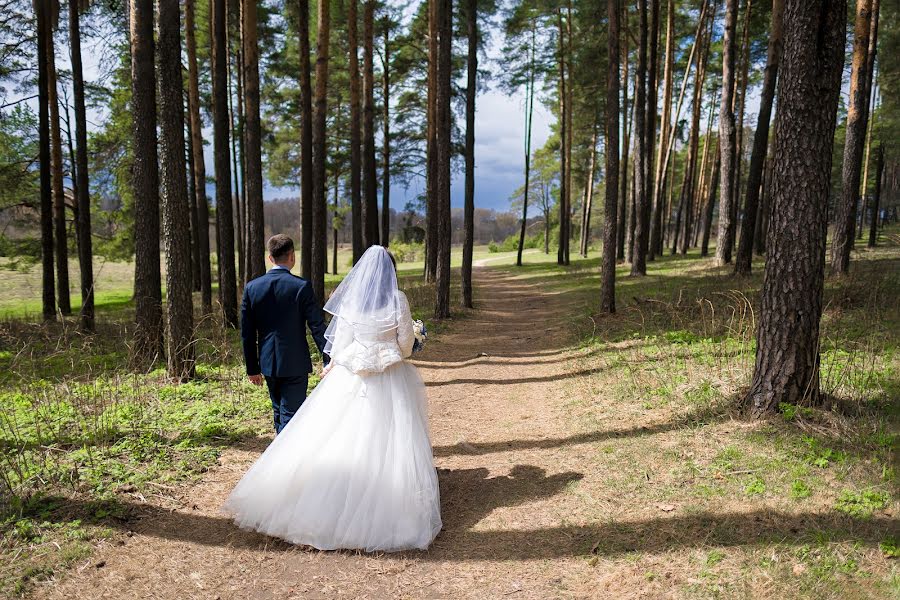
left=223, top=361, right=442, bottom=552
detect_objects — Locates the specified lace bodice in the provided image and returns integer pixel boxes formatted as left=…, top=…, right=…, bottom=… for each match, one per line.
left=329, top=291, right=415, bottom=375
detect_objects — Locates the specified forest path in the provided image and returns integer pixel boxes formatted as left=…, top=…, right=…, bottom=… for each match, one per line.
left=34, top=265, right=605, bottom=600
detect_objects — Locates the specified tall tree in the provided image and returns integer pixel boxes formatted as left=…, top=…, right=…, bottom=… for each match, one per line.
left=868, top=144, right=883, bottom=247
left=185, top=0, right=213, bottom=312
left=461, top=0, right=477, bottom=308
left=242, top=0, right=265, bottom=280
left=36, top=0, right=55, bottom=322
left=579, top=124, right=597, bottom=258
left=348, top=0, right=363, bottom=262
left=228, top=47, right=246, bottom=285
left=515, top=14, right=537, bottom=268
left=157, top=0, right=196, bottom=380
left=649, top=0, right=673, bottom=258
left=213, top=0, right=237, bottom=326
left=380, top=17, right=392, bottom=246
left=630, top=0, right=648, bottom=275
left=311, top=0, right=331, bottom=303
left=424, top=0, right=438, bottom=282
left=857, top=2, right=880, bottom=240
left=69, top=0, right=94, bottom=332
left=644, top=0, right=659, bottom=261
left=830, top=0, right=875, bottom=275
left=46, top=20, right=70, bottom=315
left=601, top=0, right=620, bottom=314
left=130, top=0, right=164, bottom=360
left=298, top=0, right=313, bottom=278
left=735, top=0, right=783, bottom=275
left=715, top=0, right=738, bottom=266
left=743, top=0, right=846, bottom=418
left=362, top=0, right=379, bottom=248
left=616, top=1, right=629, bottom=261
left=556, top=5, right=569, bottom=266
left=433, top=0, right=452, bottom=319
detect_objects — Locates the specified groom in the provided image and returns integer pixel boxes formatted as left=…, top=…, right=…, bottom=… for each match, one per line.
left=241, top=234, right=330, bottom=433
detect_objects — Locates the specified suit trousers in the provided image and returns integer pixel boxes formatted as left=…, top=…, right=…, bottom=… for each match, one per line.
left=264, top=375, right=309, bottom=434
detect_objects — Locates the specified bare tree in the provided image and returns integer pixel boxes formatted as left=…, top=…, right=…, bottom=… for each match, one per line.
left=601, top=0, right=620, bottom=314
left=743, top=0, right=846, bottom=417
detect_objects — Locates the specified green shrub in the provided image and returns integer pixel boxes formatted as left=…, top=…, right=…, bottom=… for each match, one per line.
left=389, top=241, right=424, bottom=263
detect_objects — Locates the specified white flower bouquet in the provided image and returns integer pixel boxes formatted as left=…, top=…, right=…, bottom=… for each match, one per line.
left=412, top=319, right=427, bottom=353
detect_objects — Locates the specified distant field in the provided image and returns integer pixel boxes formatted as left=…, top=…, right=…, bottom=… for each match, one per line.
left=0, top=244, right=539, bottom=320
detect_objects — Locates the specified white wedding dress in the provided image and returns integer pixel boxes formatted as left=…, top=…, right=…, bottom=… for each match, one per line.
left=223, top=250, right=441, bottom=552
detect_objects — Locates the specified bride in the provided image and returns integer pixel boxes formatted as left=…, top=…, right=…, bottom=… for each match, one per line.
left=223, top=245, right=442, bottom=552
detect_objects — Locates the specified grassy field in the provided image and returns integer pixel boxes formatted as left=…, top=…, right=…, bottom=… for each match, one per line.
left=0, top=235, right=897, bottom=597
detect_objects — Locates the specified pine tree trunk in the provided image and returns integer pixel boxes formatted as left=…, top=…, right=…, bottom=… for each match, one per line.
left=228, top=52, right=246, bottom=286
left=601, top=0, right=620, bottom=314
left=617, top=3, right=629, bottom=262
left=516, top=21, right=536, bottom=268
left=213, top=0, right=238, bottom=326
left=630, top=0, right=648, bottom=275
left=158, top=0, right=196, bottom=381
left=858, top=2, right=880, bottom=240
left=242, top=0, right=265, bottom=280
left=130, top=0, right=164, bottom=360
left=700, top=140, right=720, bottom=257
left=381, top=24, right=391, bottom=247
left=868, top=144, right=883, bottom=247
left=715, top=0, right=738, bottom=265
left=645, top=0, right=659, bottom=261
left=556, top=8, right=568, bottom=267
left=650, top=0, right=674, bottom=258
left=744, top=0, right=846, bottom=418
left=185, top=0, right=213, bottom=312
left=311, top=0, right=331, bottom=304
left=735, top=0, right=782, bottom=274
left=47, top=32, right=70, bottom=315
left=298, top=0, right=313, bottom=278
left=69, top=2, right=94, bottom=332
left=679, top=15, right=710, bottom=255
left=424, top=0, right=438, bottom=282
left=831, top=0, right=874, bottom=274
left=461, top=0, right=477, bottom=308
left=362, top=0, right=379, bottom=248
left=581, top=125, right=598, bottom=257
left=731, top=0, right=753, bottom=252
left=186, top=113, right=201, bottom=292
left=433, top=0, right=452, bottom=319
left=36, top=0, right=55, bottom=322
left=348, top=0, right=363, bottom=262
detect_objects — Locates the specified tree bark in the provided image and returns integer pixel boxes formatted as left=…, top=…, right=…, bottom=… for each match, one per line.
left=185, top=0, right=213, bottom=312
left=348, top=0, right=363, bottom=262
left=630, top=0, right=648, bottom=275
left=743, top=0, right=846, bottom=418
left=424, top=0, right=438, bottom=282
left=715, top=0, right=738, bottom=265
left=311, top=0, right=331, bottom=304
left=868, top=144, right=883, bottom=247
left=213, top=0, right=238, bottom=326
left=186, top=108, right=201, bottom=293
left=36, top=0, right=55, bottom=322
left=644, top=0, right=659, bottom=261
left=381, top=23, right=391, bottom=247
left=69, top=1, right=94, bottom=331
left=731, top=0, right=753, bottom=248
left=735, top=0, right=783, bottom=275
left=580, top=125, right=598, bottom=257
left=601, top=0, right=620, bottom=314
left=858, top=2, right=880, bottom=239
left=242, top=0, right=265, bottom=281
left=830, top=0, right=874, bottom=274
left=47, top=29, right=70, bottom=315
left=228, top=49, right=246, bottom=287
left=700, top=140, right=720, bottom=257
left=617, top=2, right=629, bottom=262
left=298, top=0, right=313, bottom=278
left=462, top=0, right=477, bottom=308
left=556, top=8, right=569, bottom=266
left=130, top=0, right=164, bottom=360
left=433, top=0, right=452, bottom=319
left=362, top=0, right=379, bottom=248
left=158, top=0, right=196, bottom=381
left=650, top=0, right=673, bottom=258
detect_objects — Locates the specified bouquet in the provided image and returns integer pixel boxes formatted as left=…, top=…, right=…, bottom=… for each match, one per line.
left=412, top=319, right=428, bottom=353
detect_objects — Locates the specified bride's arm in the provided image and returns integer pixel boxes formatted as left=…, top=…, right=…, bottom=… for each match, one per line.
left=396, top=292, right=415, bottom=358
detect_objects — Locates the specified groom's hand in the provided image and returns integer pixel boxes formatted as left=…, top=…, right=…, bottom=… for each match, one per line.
left=248, top=374, right=263, bottom=386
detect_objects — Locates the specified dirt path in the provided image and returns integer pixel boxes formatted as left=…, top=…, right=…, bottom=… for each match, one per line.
left=34, top=266, right=603, bottom=600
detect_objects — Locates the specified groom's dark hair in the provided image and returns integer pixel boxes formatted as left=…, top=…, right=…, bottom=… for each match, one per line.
left=267, top=234, right=294, bottom=261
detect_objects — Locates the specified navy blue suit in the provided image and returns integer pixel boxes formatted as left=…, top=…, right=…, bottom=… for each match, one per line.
left=241, top=267, right=329, bottom=432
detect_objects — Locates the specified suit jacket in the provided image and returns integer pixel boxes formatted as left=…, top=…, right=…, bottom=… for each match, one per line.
left=241, top=268, right=329, bottom=377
